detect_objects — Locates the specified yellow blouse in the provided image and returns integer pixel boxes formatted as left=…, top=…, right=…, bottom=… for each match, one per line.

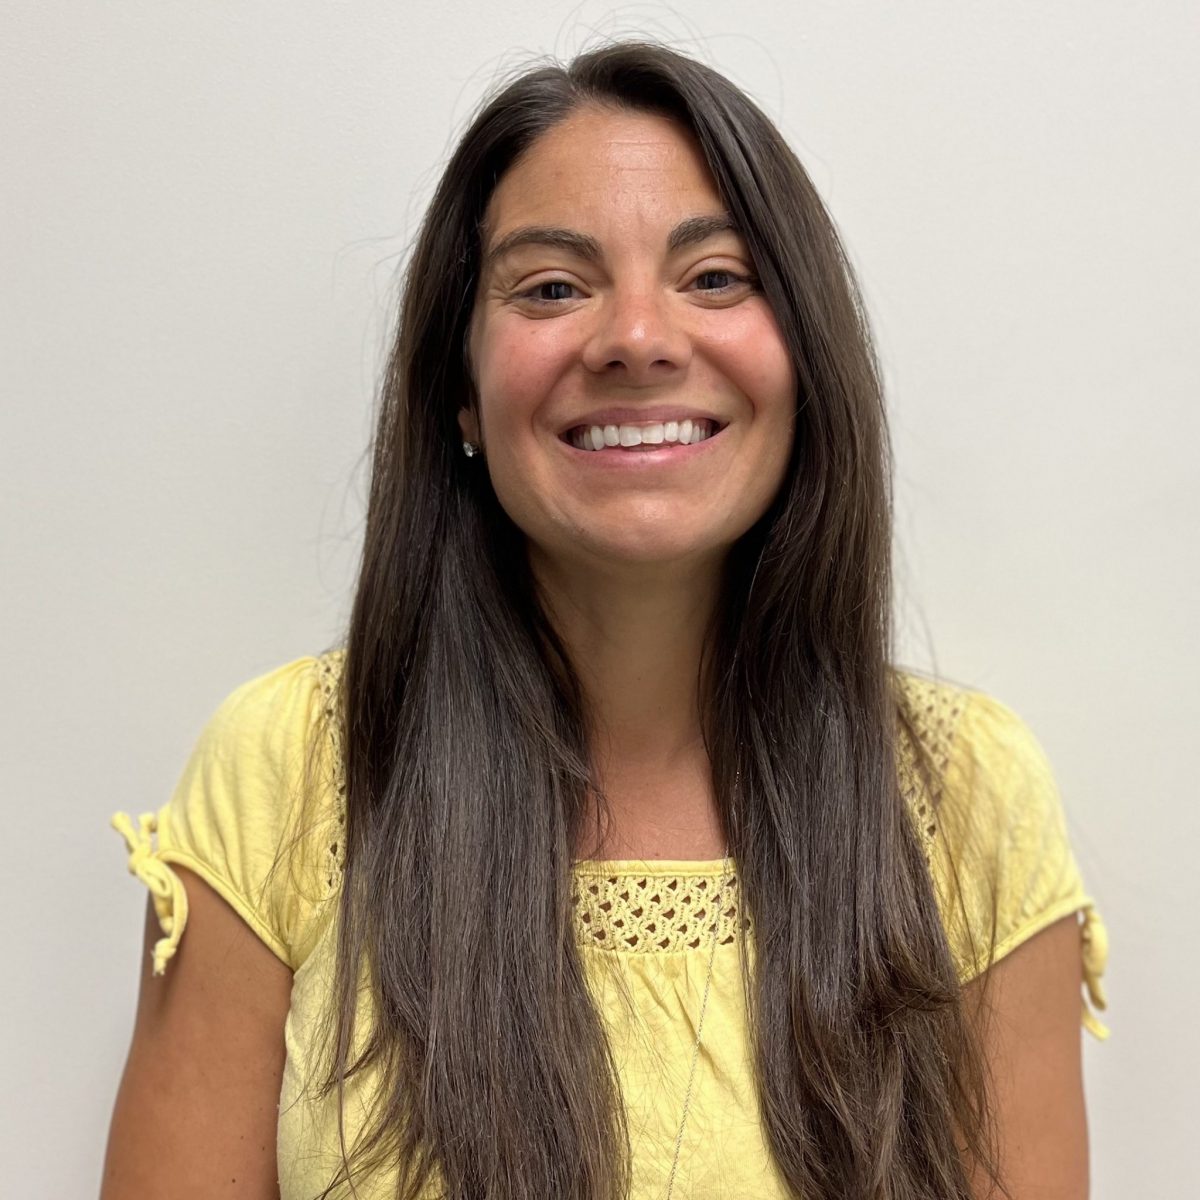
left=111, top=651, right=1110, bottom=1199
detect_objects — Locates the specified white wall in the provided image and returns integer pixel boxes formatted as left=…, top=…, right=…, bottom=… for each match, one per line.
left=3, top=2, right=1194, bottom=1194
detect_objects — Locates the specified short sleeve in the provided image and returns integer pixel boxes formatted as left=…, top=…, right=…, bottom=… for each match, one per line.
left=111, top=655, right=335, bottom=975
left=929, top=688, right=1110, bottom=1040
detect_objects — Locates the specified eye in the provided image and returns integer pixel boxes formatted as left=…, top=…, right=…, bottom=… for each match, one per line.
left=690, top=269, right=756, bottom=294
left=515, top=279, right=580, bottom=306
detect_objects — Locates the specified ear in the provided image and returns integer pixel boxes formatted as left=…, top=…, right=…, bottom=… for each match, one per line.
left=457, top=406, right=480, bottom=444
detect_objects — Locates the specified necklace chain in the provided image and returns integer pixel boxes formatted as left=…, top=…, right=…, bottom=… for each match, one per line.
left=662, top=845, right=734, bottom=1200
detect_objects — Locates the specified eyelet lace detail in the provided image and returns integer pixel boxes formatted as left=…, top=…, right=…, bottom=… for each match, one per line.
left=894, top=670, right=968, bottom=865
left=317, top=651, right=347, bottom=897
left=314, top=651, right=966, bottom=953
left=571, top=868, right=748, bottom=952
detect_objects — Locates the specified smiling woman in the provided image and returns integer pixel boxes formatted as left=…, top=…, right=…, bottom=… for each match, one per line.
left=103, top=36, right=1108, bottom=1200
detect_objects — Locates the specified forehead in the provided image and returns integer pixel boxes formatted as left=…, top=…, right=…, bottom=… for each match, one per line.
left=482, top=107, right=724, bottom=242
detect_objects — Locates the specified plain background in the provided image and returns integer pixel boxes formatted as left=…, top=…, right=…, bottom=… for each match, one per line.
left=3, top=2, right=1196, bottom=1195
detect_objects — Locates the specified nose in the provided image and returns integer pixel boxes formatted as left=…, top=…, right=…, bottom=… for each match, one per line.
left=580, top=278, right=693, bottom=383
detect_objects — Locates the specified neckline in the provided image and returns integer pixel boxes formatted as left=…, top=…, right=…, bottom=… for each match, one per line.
left=571, top=856, right=734, bottom=875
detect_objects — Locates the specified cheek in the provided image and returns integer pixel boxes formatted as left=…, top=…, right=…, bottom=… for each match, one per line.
left=475, top=321, right=571, bottom=425
left=710, top=321, right=796, bottom=428
left=702, top=301, right=794, bottom=392
left=711, top=319, right=796, bottom=502
left=471, top=321, right=571, bottom=533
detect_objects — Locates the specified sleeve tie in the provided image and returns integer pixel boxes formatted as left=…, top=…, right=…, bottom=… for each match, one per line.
left=111, top=811, right=190, bottom=976
left=1079, top=903, right=1110, bottom=1041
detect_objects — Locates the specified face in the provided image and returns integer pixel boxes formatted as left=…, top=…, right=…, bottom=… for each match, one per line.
left=462, top=106, right=796, bottom=576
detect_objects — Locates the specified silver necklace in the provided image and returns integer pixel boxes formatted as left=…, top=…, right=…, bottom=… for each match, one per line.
left=662, top=844, right=734, bottom=1200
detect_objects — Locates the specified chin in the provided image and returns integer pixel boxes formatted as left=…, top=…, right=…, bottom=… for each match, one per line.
left=574, top=529, right=731, bottom=571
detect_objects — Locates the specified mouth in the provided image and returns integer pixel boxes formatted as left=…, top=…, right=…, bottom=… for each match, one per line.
left=559, top=417, right=727, bottom=452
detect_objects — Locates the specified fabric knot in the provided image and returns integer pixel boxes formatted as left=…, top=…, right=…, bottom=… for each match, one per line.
left=1079, top=905, right=1110, bottom=1041
left=111, top=811, right=190, bottom=976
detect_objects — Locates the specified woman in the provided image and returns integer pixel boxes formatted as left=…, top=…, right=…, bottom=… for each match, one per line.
left=103, top=38, right=1109, bottom=1200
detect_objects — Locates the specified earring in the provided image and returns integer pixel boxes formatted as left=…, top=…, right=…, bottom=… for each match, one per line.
left=463, top=440, right=480, bottom=457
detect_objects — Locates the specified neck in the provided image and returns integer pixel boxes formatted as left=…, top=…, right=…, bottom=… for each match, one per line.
left=530, top=544, right=726, bottom=860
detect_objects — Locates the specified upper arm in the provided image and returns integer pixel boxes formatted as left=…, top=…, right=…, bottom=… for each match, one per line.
left=964, top=911, right=1090, bottom=1200
left=103, top=656, right=337, bottom=1195
left=100, top=865, right=295, bottom=1200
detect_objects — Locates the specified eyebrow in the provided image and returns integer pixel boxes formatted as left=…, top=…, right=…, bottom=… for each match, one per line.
left=483, top=212, right=743, bottom=273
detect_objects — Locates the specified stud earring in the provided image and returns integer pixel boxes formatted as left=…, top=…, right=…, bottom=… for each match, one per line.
left=462, top=440, right=480, bottom=457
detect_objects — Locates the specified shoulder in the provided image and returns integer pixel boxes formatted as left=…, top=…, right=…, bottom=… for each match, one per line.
left=187, top=651, right=342, bottom=762
left=893, top=670, right=1098, bottom=982
left=117, top=650, right=347, bottom=972
left=930, top=679, right=1076, bottom=895
left=891, top=667, right=1064, bottom=851
left=162, top=653, right=341, bottom=848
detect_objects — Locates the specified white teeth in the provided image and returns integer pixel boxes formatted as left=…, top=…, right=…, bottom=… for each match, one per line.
left=569, top=418, right=719, bottom=452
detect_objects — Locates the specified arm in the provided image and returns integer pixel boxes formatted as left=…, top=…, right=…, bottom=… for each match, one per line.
left=100, top=865, right=294, bottom=1199
left=965, top=912, right=1091, bottom=1200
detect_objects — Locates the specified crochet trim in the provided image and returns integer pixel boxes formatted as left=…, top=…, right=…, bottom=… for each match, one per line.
left=572, top=867, right=747, bottom=952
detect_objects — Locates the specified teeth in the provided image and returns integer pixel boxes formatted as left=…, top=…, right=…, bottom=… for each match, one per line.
left=570, top=419, right=718, bottom=451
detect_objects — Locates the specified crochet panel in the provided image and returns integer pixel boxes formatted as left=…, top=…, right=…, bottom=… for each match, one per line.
left=316, top=651, right=348, bottom=897
left=314, top=651, right=966, bottom=954
left=571, top=867, right=746, bottom=952
left=893, top=669, right=970, bottom=865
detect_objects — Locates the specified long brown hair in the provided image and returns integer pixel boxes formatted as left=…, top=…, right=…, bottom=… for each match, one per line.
left=303, top=38, right=1005, bottom=1200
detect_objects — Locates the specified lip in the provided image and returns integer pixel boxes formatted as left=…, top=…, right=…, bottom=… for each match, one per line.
left=556, top=422, right=727, bottom=467
left=556, top=407, right=728, bottom=439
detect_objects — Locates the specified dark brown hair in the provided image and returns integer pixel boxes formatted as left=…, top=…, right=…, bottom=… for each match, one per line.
left=304, top=37, right=1005, bottom=1200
